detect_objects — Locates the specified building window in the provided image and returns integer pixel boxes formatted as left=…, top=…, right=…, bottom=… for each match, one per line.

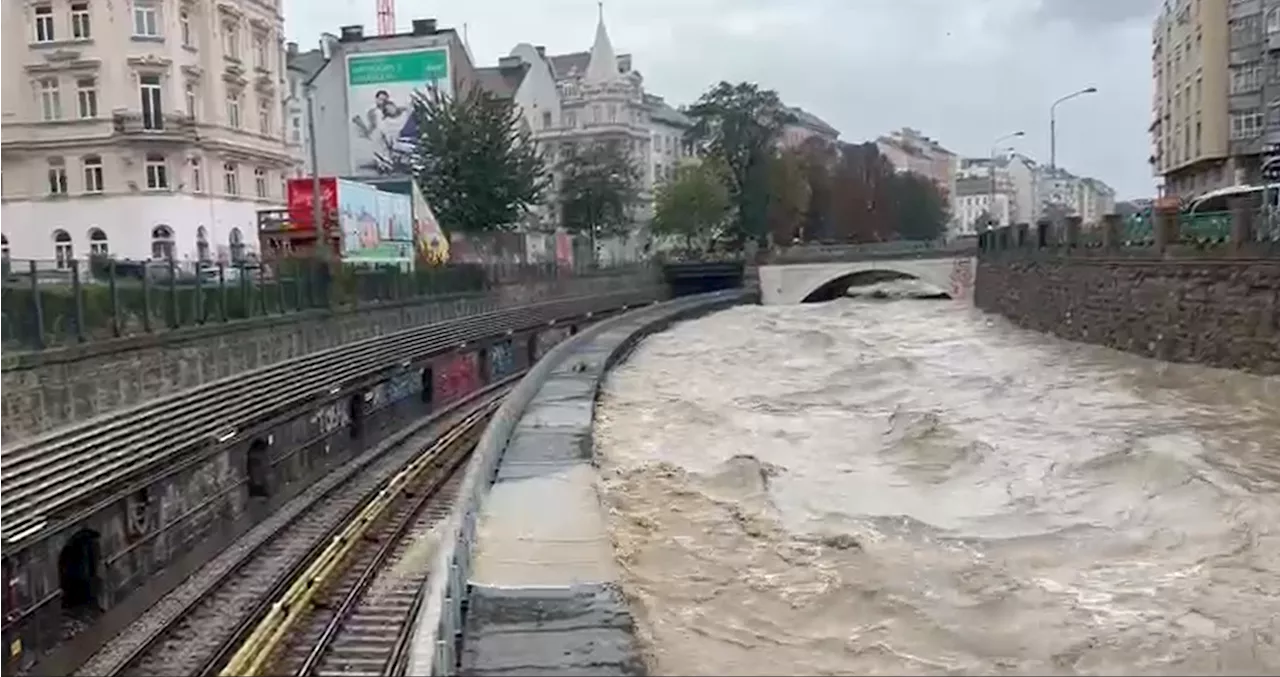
left=1231, top=61, right=1263, bottom=94
left=224, top=162, right=239, bottom=195
left=257, top=98, right=271, bottom=134
left=3, top=235, right=11, bottom=262
left=70, top=2, right=92, bottom=39
left=132, top=0, right=159, bottom=37
left=224, top=21, right=240, bottom=59
left=76, top=78, right=97, bottom=119
left=53, top=230, right=73, bottom=269
left=82, top=155, right=103, bottom=193
left=542, top=110, right=552, bottom=129
left=185, top=82, right=197, bottom=118
left=38, top=77, right=61, bottom=121
left=229, top=227, right=246, bottom=262
left=191, top=157, right=204, bottom=192
left=88, top=228, right=109, bottom=256
left=151, top=224, right=174, bottom=260
left=227, top=92, right=241, bottom=128
left=196, top=226, right=210, bottom=262
left=144, top=153, right=168, bottom=189
left=179, top=8, right=192, bottom=47
left=140, top=74, right=163, bottom=130
left=1270, top=8, right=1280, bottom=35
left=34, top=5, right=55, bottom=43
left=1230, top=110, right=1265, bottom=139
left=253, top=34, right=268, bottom=70
left=48, top=158, right=68, bottom=195
left=254, top=167, right=267, bottom=198
left=291, top=115, right=301, bottom=143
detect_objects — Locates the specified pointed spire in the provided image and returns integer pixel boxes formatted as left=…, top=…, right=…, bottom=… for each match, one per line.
left=584, top=2, right=619, bottom=84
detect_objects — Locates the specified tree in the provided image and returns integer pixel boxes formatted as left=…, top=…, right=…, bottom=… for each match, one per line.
left=651, top=158, right=732, bottom=252
left=765, top=149, right=811, bottom=246
left=410, top=86, right=549, bottom=235
left=558, top=140, right=642, bottom=253
left=828, top=142, right=899, bottom=242
left=685, top=82, right=795, bottom=247
left=887, top=172, right=949, bottom=241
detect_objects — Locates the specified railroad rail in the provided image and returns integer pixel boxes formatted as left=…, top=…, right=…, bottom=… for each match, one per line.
left=1, top=289, right=657, bottom=551
left=217, top=392, right=489, bottom=677
left=73, top=385, right=509, bottom=677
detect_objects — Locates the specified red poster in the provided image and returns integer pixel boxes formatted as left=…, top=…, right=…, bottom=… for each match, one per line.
left=287, top=178, right=337, bottom=231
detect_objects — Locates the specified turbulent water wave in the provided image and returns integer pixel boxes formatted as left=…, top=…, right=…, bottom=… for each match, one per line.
left=594, top=298, right=1280, bottom=676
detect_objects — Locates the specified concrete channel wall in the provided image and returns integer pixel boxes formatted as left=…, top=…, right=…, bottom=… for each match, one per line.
left=405, top=289, right=752, bottom=676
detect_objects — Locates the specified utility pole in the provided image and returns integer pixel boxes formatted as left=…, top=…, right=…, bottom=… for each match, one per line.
left=1049, top=86, right=1097, bottom=170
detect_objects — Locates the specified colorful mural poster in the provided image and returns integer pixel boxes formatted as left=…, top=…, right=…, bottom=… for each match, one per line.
left=412, top=179, right=449, bottom=265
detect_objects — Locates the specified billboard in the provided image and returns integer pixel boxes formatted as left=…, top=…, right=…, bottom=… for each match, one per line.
left=335, top=179, right=414, bottom=266
left=286, top=177, right=338, bottom=231
left=346, top=48, right=451, bottom=177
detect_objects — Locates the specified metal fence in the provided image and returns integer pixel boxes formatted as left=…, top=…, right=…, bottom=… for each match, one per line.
left=1115, top=209, right=1280, bottom=245
left=0, top=256, right=646, bottom=352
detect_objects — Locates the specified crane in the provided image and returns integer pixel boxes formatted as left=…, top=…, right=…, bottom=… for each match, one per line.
left=376, top=0, right=394, bottom=35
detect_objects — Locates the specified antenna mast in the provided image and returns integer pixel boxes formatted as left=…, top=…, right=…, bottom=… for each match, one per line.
left=376, top=0, right=394, bottom=35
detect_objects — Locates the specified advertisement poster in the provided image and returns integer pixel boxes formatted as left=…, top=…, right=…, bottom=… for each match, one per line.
left=336, top=179, right=413, bottom=266
left=412, top=180, right=449, bottom=265
left=286, top=177, right=337, bottom=230
left=346, top=48, right=451, bottom=177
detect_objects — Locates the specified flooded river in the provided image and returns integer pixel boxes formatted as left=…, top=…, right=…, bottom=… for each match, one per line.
left=593, top=285, right=1280, bottom=676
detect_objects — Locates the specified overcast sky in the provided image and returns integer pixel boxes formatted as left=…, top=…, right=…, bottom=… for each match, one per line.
left=284, top=0, right=1162, bottom=200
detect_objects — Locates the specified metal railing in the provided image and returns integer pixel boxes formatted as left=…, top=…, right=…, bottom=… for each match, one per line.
left=0, top=256, right=649, bottom=352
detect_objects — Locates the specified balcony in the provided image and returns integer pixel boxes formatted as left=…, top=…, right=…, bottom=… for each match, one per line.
left=112, top=112, right=198, bottom=143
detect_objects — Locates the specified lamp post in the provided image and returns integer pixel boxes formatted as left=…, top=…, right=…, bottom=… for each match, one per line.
left=989, top=131, right=1024, bottom=229
left=1049, top=86, right=1097, bottom=170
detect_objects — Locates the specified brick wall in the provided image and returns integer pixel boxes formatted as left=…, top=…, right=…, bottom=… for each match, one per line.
left=1, top=270, right=661, bottom=443
left=975, top=255, right=1280, bottom=375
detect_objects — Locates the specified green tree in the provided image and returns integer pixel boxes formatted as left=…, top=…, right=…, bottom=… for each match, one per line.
left=410, top=85, right=549, bottom=234
left=651, top=158, right=732, bottom=252
left=558, top=140, right=642, bottom=256
left=685, top=81, right=795, bottom=247
left=887, top=172, right=950, bottom=240
left=765, top=149, right=811, bottom=246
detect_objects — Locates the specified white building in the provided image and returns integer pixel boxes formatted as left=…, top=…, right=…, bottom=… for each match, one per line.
left=957, top=152, right=1037, bottom=225
left=1, top=0, right=300, bottom=265
left=953, top=176, right=1011, bottom=236
left=1034, top=166, right=1116, bottom=225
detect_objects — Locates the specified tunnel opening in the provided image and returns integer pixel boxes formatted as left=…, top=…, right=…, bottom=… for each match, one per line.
left=420, top=366, right=434, bottom=407
left=57, top=529, right=102, bottom=614
left=348, top=391, right=365, bottom=439
left=246, top=438, right=270, bottom=498
left=526, top=334, right=539, bottom=364
left=569, top=324, right=579, bottom=336
left=801, top=270, right=951, bottom=303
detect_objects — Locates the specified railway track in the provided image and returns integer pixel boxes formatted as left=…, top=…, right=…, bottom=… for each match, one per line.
left=73, top=387, right=508, bottom=677
left=219, top=400, right=484, bottom=677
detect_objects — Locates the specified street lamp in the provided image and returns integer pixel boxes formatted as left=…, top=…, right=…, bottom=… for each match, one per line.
left=988, top=131, right=1025, bottom=229
left=1049, top=86, right=1097, bottom=170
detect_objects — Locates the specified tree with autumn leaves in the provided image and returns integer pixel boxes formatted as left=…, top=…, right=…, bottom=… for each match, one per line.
left=681, top=81, right=951, bottom=249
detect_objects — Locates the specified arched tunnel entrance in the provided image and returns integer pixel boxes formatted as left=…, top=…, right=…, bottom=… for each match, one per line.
left=800, top=269, right=951, bottom=303
left=58, top=528, right=102, bottom=614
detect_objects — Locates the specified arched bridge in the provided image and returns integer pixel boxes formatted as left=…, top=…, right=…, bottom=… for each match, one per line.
left=758, top=240, right=977, bottom=305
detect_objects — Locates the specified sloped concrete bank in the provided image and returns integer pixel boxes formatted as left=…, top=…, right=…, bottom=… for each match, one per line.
left=406, top=289, right=752, bottom=676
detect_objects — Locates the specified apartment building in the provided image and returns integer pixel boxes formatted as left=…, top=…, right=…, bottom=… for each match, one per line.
left=1, top=0, right=300, bottom=264
left=953, top=177, right=1011, bottom=235
left=1150, top=0, right=1232, bottom=198
left=956, top=153, right=1038, bottom=226
left=1036, top=166, right=1117, bottom=225
left=780, top=107, right=840, bottom=149
left=876, top=127, right=959, bottom=216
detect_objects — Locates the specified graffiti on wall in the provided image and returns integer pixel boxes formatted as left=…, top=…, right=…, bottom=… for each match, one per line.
left=487, top=340, right=517, bottom=382
left=151, top=451, right=237, bottom=570
left=311, top=400, right=353, bottom=437
left=950, top=258, right=974, bottom=301
left=433, top=352, right=480, bottom=405
left=366, top=370, right=420, bottom=412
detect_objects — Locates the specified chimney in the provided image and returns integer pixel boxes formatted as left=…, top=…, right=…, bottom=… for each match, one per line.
left=411, top=18, right=437, bottom=35
left=286, top=41, right=298, bottom=56
left=535, top=45, right=546, bottom=58
left=339, top=24, right=364, bottom=42
left=498, top=55, right=521, bottom=71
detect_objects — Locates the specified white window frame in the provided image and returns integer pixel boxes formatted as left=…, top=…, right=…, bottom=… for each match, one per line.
left=254, top=167, right=267, bottom=198
left=224, top=21, right=240, bottom=59
left=34, top=5, right=55, bottom=43
left=38, top=77, right=62, bottom=121
left=71, top=2, right=91, bottom=39
left=185, top=82, right=197, bottom=118
left=48, top=162, right=68, bottom=195
left=132, top=1, right=159, bottom=37
left=83, top=155, right=104, bottom=193
left=140, top=74, right=163, bottom=130
left=227, top=92, right=242, bottom=128
left=253, top=33, right=268, bottom=70
left=144, top=154, right=168, bottom=190
left=191, top=157, right=204, bottom=193
left=224, top=162, right=239, bottom=195
left=179, top=8, right=192, bottom=47
left=53, top=231, right=73, bottom=269
left=89, top=230, right=109, bottom=256
left=257, top=97, right=270, bottom=135
left=76, top=77, right=98, bottom=119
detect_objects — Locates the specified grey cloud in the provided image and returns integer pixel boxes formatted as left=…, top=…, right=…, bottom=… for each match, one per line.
left=1033, top=0, right=1165, bottom=29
